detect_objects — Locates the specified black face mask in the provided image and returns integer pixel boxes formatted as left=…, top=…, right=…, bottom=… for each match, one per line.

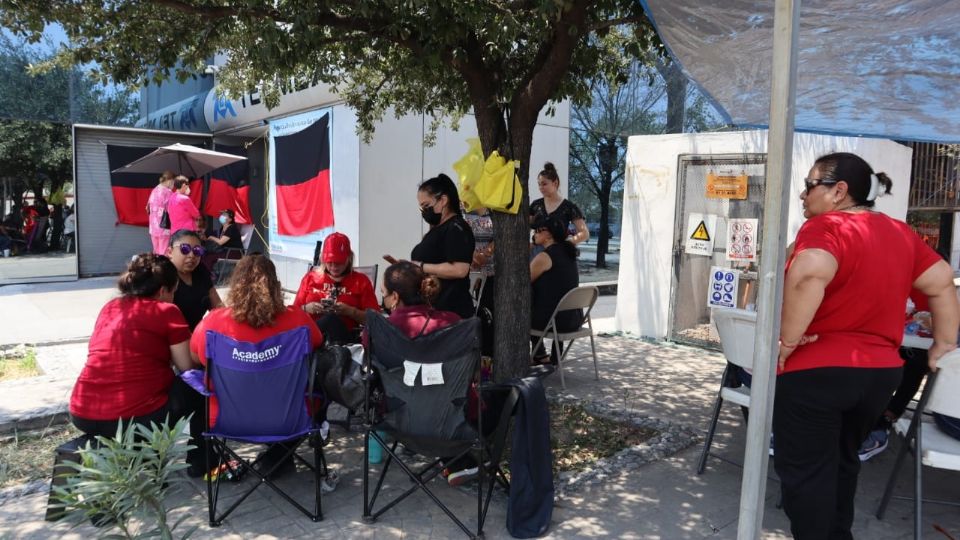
left=421, top=206, right=442, bottom=226
left=380, top=298, right=391, bottom=314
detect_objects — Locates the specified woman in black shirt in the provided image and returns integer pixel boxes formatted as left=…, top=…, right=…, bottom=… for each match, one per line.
left=529, top=162, right=589, bottom=245
left=387, top=173, right=475, bottom=318
left=530, top=216, right=581, bottom=364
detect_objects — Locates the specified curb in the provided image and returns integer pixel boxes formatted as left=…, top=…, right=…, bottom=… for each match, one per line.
left=0, top=412, right=70, bottom=437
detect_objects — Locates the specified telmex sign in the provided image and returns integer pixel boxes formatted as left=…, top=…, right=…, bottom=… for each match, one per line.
left=135, top=79, right=338, bottom=133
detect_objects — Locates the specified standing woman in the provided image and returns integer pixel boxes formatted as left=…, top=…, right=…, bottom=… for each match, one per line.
left=388, top=174, right=475, bottom=319
left=774, top=152, right=960, bottom=538
left=167, top=176, right=201, bottom=235
left=529, top=162, right=589, bottom=246
left=147, top=171, right=175, bottom=254
left=464, top=206, right=495, bottom=355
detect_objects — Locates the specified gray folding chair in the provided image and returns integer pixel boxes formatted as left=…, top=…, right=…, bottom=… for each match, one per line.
left=470, top=271, right=488, bottom=315
left=530, top=285, right=599, bottom=389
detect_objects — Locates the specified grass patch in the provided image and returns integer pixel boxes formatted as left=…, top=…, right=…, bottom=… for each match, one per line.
left=0, top=346, right=41, bottom=381
left=549, top=401, right=657, bottom=475
left=0, top=423, right=80, bottom=488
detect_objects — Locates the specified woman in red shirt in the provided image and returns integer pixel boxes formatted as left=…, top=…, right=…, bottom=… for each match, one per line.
left=69, top=253, right=207, bottom=472
left=774, top=152, right=960, bottom=538
left=293, top=232, right=379, bottom=344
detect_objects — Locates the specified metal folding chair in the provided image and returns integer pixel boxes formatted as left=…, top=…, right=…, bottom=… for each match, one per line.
left=529, top=285, right=600, bottom=388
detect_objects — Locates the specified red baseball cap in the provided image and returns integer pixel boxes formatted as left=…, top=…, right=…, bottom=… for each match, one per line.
left=322, top=232, right=351, bottom=264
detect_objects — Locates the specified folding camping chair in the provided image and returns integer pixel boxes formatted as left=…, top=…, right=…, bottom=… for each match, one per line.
left=696, top=308, right=757, bottom=474
left=188, top=325, right=329, bottom=526
left=361, top=314, right=518, bottom=539
left=529, top=285, right=600, bottom=389
left=876, top=349, right=960, bottom=539
left=212, top=247, right=245, bottom=286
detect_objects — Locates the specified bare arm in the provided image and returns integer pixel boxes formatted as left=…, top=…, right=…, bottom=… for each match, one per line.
left=530, top=252, right=553, bottom=283
left=913, top=260, right=960, bottom=370
left=170, top=340, right=198, bottom=372
left=778, top=248, right=838, bottom=369
left=570, top=218, right=590, bottom=245
left=421, top=261, right=471, bottom=279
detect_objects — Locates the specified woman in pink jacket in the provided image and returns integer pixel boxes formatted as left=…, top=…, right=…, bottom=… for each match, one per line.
left=167, top=176, right=201, bottom=235
left=146, top=171, right=175, bottom=254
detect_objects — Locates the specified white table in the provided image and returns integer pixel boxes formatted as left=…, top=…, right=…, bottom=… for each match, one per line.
left=902, top=333, right=933, bottom=350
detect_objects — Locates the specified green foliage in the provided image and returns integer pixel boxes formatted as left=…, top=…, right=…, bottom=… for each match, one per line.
left=53, top=417, right=196, bottom=540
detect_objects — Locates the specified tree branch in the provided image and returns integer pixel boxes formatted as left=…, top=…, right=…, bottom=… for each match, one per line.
left=588, top=15, right=648, bottom=33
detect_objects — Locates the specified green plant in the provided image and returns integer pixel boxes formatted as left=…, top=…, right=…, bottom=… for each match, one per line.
left=53, top=416, right=197, bottom=540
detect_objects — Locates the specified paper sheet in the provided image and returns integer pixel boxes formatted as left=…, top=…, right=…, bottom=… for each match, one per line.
left=421, top=363, right=445, bottom=386
left=403, top=360, right=421, bottom=386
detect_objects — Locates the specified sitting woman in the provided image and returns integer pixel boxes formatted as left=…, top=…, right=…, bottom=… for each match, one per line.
left=167, top=229, right=223, bottom=331
left=373, top=260, right=461, bottom=350
left=69, top=253, right=209, bottom=475
left=201, top=209, right=243, bottom=269
left=530, top=216, right=581, bottom=365
left=191, top=254, right=324, bottom=477
left=293, top=232, right=379, bottom=344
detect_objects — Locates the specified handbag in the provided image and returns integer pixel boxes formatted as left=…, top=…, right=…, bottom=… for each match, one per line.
left=314, top=344, right=371, bottom=411
left=453, top=138, right=484, bottom=212
left=474, top=150, right=523, bottom=214
left=159, top=206, right=171, bottom=230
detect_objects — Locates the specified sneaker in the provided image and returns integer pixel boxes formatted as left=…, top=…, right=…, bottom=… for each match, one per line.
left=321, top=469, right=340, bottom=493
left=858, top=429, right=889, bottom=462
left=447, top=466, right=479, bottom=486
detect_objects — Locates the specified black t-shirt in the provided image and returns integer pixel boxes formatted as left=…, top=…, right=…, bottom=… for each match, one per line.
left=531, top=243, right=581, bottom=332
left=529, top=198, right=585, bottom=233
left=218, top=224, right=243, bottom=250
left=174, top=266, right=214, bottom=331
left=411, top=215, right=476, bottom=318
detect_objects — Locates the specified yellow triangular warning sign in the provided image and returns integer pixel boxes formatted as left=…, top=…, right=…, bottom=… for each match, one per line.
left=690, top=220, right=711, bottom=241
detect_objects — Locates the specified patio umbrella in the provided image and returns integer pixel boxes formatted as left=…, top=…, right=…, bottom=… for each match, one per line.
left=639, top=1, right=960, bottom=537
left=111, top=143, right=247, bottom=177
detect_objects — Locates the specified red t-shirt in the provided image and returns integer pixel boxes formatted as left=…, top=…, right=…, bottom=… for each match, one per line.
left=782, top=211, right=941, bottom=374
left=292, top=269, right=380, bottom=330
left=70, top=297, right=190, bottom=420
left=190, top=306, right=324, bottom=425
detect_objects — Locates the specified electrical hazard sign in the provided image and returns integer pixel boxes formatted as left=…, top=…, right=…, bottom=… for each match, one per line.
left=684, top=213, right=717, bottom=256
left=726, top=218, right=758, bottom=262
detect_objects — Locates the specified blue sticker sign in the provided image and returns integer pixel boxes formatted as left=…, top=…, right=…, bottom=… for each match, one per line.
left=708, top=266, right=740, bottom=309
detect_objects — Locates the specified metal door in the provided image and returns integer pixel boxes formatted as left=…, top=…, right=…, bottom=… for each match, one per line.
left=669, top=154, right=767, bottom=349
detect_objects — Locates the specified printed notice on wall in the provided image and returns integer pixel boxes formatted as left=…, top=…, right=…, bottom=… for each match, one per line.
left=684, top=213, right=717, bottom=256
left=706, top=171, right=748, bottom=199
left=726, top=218, right=758, bottom=262
left=708, top=266, right=740, bottom=309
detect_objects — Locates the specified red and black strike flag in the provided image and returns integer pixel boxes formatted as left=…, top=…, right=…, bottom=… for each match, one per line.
left=204, top=145, right=251, bottom=224
left=106, top=145, right=159, bottom=226
left=274, top=113, right=334, bottom=236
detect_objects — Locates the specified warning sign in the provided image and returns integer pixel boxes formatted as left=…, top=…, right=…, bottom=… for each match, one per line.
left=684, top=213, right=717, bottom=256
left=726, top=218, right=758, bottom=262
left=708, top=266, right=740, bottom=309
left=706, top=172, right=749, bottom=199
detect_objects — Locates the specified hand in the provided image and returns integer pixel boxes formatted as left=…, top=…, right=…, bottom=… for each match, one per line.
left=927, top=340, right=956, bottom=373
left=472, top=251, right=488, bottom=269
left=383, top=254, right=399, bottom=265
left=777, top=334, right=818, bottom=371
left=304, top=302, right=322, bottom=316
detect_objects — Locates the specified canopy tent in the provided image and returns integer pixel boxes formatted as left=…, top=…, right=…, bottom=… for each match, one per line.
left=639, top=1, right=960, bottom=538
left=641, top=0, right=960, bottom=144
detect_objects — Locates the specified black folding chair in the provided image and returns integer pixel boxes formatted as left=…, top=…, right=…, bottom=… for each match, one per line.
left=361, top=314, right=517, bottom=539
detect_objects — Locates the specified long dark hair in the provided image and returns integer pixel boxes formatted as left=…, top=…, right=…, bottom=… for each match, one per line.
left=118, top=253, right=178, bottom=298
left=419, top=173, right=462, bottom=216
left=813, top=152, right=893, bottom=208
left=384, top=261, right=441, bottom=306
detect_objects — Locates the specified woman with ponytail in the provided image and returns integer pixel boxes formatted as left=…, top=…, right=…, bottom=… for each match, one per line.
left=372, top=260, right=461, bottom=349
left=773, top=152, right=960, bottom=538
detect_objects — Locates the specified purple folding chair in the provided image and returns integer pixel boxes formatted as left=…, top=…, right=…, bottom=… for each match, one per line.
left=198, top=325, right=327, bottom=526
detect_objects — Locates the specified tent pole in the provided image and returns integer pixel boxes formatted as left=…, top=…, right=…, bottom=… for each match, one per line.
left=737, top=0, right=801, bottom=538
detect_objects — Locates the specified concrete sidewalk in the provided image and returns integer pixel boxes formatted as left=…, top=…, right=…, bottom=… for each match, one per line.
left=1, top=278, right=958, bottom=539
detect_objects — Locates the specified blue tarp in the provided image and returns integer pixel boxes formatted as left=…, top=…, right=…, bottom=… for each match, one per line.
left=639, top=0, right=960, bottom=143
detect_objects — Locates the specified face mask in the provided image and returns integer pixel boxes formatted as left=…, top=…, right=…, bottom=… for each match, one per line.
left=421, top=206, right=442, bottom=226
left=380, top=294, right=395, bottom=314
left=218, top=216, right=228, bottom=225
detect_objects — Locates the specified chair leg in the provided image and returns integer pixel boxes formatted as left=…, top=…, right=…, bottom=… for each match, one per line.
left=588, top=319, right=599, bottom=381
left=697, top=393, right=725, bottom=475
left=876, top=425, right=914, bottom=519
left=914, top=421, right=922, bottom=540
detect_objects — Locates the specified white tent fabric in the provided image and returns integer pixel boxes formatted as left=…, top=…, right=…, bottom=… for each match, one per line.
left=639, top=0, right=960, bottom=143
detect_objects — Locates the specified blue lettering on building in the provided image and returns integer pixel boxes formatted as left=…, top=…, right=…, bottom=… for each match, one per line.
left=213, top=97, right=237, bottom=123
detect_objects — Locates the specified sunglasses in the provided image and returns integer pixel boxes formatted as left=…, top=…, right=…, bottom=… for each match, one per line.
left=803, top=178, right=838, bottom=193
left=175, top=243, right=205, bottom=257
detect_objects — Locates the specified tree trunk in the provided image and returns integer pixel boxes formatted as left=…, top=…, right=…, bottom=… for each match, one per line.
left=473, top=104, right=534, bottom=382
left=595, top=139, right=618, bottom=268
left=665, top=63, right=687, bottom=134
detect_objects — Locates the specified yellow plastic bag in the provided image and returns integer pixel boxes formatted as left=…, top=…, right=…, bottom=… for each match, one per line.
left=474, top=150, right=522, bottom=214
left=453, top=138, right=484, bottom=212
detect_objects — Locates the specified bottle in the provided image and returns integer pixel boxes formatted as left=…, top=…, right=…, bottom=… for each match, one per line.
left=905, top=321, right=920, bottom=335
left=367, top=431, right=383, bottom=464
